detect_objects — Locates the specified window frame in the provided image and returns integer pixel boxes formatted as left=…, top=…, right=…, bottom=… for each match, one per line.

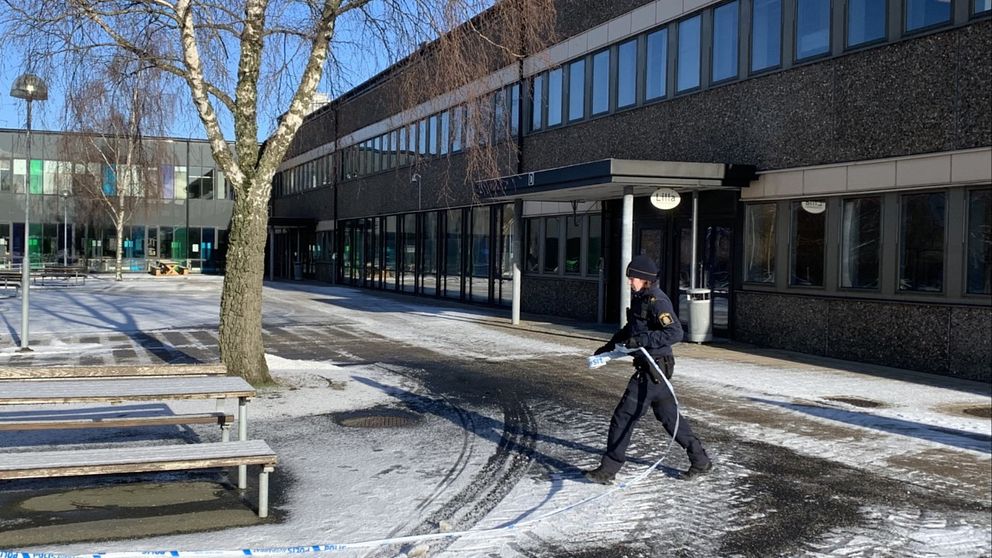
left=750, top=0, right=783, bottom=75
left=676, top=14, right=703, bottom=94
left=711, top=0, right=741, bottom=84
left=903, top=0, right=954, bottom=34
left=794, top=0, right=833, bottom=63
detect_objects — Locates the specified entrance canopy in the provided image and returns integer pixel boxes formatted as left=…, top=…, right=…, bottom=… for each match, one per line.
left=476, top=159, right=756, bottom=202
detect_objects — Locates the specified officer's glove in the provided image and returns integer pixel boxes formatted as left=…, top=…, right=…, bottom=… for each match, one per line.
left=625, top=334, right=648, bottom=349
left=593, top=343, right=614, bottom=355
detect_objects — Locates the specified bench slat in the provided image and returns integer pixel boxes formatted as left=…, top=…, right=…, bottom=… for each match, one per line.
left=0, top=412, right=233, bottom=431
left=0, top=440, right=276, bottom=480
left=0, top=377, right=254, bottom=404
left=0, top=364, right=227, bottom=380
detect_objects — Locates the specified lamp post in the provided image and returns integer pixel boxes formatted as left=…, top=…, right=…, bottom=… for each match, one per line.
left=61, top=190, right=69, bottom=266
left=185, top=138, right=191, bottom=269
left=10, top=73, right=48, bottom=352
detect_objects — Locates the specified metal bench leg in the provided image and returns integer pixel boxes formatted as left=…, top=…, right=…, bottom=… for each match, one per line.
left=259, top=466, right=274, bottom=518
left=238, top=397, right=248, bottom=489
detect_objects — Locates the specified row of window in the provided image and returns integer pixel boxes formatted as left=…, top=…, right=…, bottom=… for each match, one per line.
left=0, top=158, right=229, bottom=200
left=0, top=222, right=226, bottom=267
left=274, top=0, right=987, bottom=200
left=743, top=188, right=992, bottom=296
left=338, top=205, right=516, bottom=304
left=530, top=0, right=989, bottom=130
left=524, top=214, right=604, bottom=277
left=274, top=83, right=523, bottom=197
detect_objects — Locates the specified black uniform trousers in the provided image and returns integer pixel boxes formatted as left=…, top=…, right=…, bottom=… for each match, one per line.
left=599, top=363, right=709, bottom=474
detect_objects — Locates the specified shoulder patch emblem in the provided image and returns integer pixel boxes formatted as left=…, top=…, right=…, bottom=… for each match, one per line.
left=659, top=312, right=674, bottom=326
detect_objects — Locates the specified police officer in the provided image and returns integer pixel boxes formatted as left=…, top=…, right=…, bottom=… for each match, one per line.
left=584, top=254, right=712, bottom=483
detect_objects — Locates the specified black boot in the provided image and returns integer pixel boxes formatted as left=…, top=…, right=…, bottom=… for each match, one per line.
left=681, top=461, right=713, bottom=480
left=582, top=465, right=616, bottom=485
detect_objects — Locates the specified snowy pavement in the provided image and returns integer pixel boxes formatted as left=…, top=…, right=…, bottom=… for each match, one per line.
left=0, top=275, right=989, bottom=557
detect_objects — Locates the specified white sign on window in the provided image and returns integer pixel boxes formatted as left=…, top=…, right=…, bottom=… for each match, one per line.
left=192, top=244, right=199, bottom=253
left=650, top=188, right=681, bottom=210
left=801, top=200, right=827, bottom=214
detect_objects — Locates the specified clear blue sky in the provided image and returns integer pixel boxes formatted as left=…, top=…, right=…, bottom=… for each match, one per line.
left=0, top=25, right=401, bottom=142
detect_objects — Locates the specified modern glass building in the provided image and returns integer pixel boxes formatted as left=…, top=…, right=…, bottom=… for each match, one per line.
left=268, top=0, right=991, bottom=381
left=0, top=130, right=233, bottom=273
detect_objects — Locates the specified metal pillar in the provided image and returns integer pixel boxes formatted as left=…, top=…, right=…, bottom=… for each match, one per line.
left=619, top=188, right=634, bottom=323
left=690, top=191, right=699, bottom=289
left=511, top=199, right=523, bottom=325
left=19, top=101, right=34, bottom=351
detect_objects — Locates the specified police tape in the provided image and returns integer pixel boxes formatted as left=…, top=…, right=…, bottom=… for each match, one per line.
left=5, top=348, right=681, bottom=558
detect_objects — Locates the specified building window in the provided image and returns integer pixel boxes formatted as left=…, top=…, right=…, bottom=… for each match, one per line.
left=427, top=115, right=438, bottom=156
left=677, top=15, right=702, bottom=92
left=744, top=203, right=776, bottom=283
left=439, top=111, right=450, bottom=155
left=531, top=74, right=545, bottom=130
left=646, top=28, right=669, bottom=100
left=568, top=59, right=586, bottom=122
left=976, top=0, right=992, bottom=13
left=548, top=68, right=563, bottom=126
left=751, top=0, right=782, bottom=72
left=966, top=189, right=992, bottom=295
left=712, top=1, right=740, bottom=83
left=796, top=0, right=831, bottom=60
left=791, top=201, right=826, bottom=287
left=841, top=197, right=881, bottom=289
left=544, top=216, right=561, bottom=273
left=526, top=219, right=540, bottom=273
left=587, top=214, right=602, bottom=275
left=905, top=0, right=951, bottom=31
left=617, top=39, right=638, bottom=108
left=565, top=216, right=581, bottom=274
left=509, top=83, right=520, bottom=136
left=452, top=106, right=464, bottom=152
left=417, top=120, right=427, bottom=156
left=847, top=0, right=887, bottom=47
left=899, top=192, right=945, bottom=292
left=591, top=49, right=610, bottom=116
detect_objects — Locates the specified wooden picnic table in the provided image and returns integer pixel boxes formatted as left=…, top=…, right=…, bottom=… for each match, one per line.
left=151, top=259, right=189, bottom=276
left=0, top=375, right=257, bottom=488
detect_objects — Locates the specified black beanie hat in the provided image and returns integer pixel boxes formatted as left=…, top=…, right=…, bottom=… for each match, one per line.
left=626, top=255, right=659, bottom=281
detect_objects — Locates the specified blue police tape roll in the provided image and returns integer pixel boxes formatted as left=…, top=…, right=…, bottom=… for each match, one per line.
left=6, top=348, right=681, bottom=558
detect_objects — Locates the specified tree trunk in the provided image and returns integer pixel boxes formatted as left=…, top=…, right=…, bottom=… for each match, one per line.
left=218, top=178, right=273, bottom=385
left=115, top=218, right=124, bottom=281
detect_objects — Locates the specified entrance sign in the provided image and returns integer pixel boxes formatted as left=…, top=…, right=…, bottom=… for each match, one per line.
left=650, top=188, right=681, bottom=210
left=801, top=200, right=826, bottom=214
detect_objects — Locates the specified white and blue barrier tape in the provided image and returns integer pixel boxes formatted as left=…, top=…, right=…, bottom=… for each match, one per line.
left=5, top=347, right=681, bottom=558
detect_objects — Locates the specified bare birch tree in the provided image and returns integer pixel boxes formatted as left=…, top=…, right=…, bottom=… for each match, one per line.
left=59, top=54, right=172, bottom=280
left=1, top=0, right=555, bottom=385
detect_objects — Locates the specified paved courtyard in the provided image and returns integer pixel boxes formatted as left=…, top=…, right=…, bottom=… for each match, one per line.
left=0, top=275, right=989, bottom=557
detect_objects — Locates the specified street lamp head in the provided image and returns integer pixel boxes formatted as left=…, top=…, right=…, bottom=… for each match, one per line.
left=10, top=73, right=49, bottom=102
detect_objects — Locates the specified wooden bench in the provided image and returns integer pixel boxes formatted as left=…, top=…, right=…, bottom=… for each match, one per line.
left=0, top=409, right=235, bottom=440
left=0, top=440, right=278, bottom=517
left=0, top=364, right=227, bottom=381
left=0, top=270, right=21, bottom=292
left=33, top=266, right=87, bottom=286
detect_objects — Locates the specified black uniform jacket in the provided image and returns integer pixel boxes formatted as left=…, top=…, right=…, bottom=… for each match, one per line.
left=608, top=284, right=683, bottom=358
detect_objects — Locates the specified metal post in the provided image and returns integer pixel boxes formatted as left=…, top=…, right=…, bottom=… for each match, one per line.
left=691, top=191, right=699, bottom=289
left=619, top=188, right=634, bottom=323
left=185, top=139, right=191, bottom=269
left=238, top=397, right=248, bottom=489
left=62, top=191, right=69, bottom=267
left=11, top=73, right=47, bottom=351
left=511, top=199, right=522, bottom=325
left=20, top=100, right=33, bottom=351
